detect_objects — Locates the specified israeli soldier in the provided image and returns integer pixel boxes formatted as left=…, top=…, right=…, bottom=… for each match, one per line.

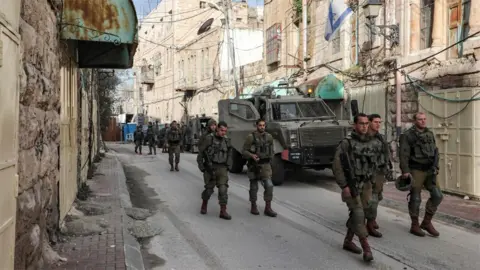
left=197, top=119, right=217, bottom=175
left=133, top=126, right=144, bottom=155
left=165, top=121, right=183, bottom=171
left=197, top=121, right=232, bottom=220
left=242, top=119, right=277, bottom=217
left=365, top=114, right=394, bottom=237
left=399, top=112, right=442, bottom=237
left=332, top=113, right=379, bottom=262
left=159, top=124, right=169, bottom=153
left=146, top=123, right=157, bottom=155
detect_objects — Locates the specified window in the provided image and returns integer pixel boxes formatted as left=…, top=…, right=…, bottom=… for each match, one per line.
left=201, top=50, right=205, bottom=80
left=206, top=48, right=210, bottom=78
left=449, top=0, right=470, bottom=58
left=229, top=103, right=256, bottom=120
left=200, top=1, right=206, bottom=8
left=236, top=18, right=242, bottom=22
left=350, top=14, right=357, bottom=64
left=332, top=31, right=340, bottom=54
left=271, top=102, right=334, bottom=120
left=420, top=0, right=434, bottom=49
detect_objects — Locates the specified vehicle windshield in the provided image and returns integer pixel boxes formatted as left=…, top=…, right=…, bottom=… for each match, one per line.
left=271, top=101, right=335, bottom=120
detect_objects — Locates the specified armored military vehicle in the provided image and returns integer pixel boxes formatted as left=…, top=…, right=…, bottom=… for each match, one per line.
left=218, top=84, right=355, bottom=185
left=185, top=115, right=214, bottom=153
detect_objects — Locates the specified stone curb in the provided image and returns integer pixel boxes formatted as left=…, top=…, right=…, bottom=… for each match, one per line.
left=379, top=196, right=480, bottom=233
left=107, top=151, right=146, bottom=270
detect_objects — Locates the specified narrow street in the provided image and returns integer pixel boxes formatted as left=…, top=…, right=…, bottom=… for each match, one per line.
left=110, top=143, right=480, bottom=270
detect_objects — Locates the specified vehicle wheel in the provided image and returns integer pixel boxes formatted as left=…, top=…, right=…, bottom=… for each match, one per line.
left=228, top=150, right=245, bottom=173
left=271, top=154, right=285, bottom=186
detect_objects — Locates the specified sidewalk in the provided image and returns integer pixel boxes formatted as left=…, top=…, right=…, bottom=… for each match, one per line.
left=51, top=152, right=144, bottom=270
left=381, top=181, right=480, bottom=232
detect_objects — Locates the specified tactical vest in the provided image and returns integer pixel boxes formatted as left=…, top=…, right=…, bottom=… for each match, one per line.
left=409, top=127, right=437, bottom=160
left=371, top=134, right=386, bottom=167
left=348, top=137, right=378, bottom=178
left=167, top=129, right=181, bottom=143
left=249, top=132, right=273, bottom=160
left=206, top=134, right=229, bottom=164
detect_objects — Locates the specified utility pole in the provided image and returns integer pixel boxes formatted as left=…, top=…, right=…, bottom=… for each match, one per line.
left=302, top=0, right=308, bottom=82
left=224, top=0, right=240, bottom=98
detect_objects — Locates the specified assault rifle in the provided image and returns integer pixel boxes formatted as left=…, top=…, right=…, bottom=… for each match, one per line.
left=340, top=151, right=358, bottom=198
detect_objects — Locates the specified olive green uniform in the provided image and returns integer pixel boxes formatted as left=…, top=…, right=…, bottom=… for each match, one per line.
left=365, top=133, right=391, bottom=219
left=399, top=126, right=442, bottom=236
left=333, top=132, right=380, bottom=237
left=166, top=127, right=182, bottom=168
left=196, top=120, right=217, bottom=201
left=198, top=133, right=232, bottom=219
left=242, top=131, right=274, bottom=202
left=333, top=131, right=380, bottom=261
left=146, top=126, right=156, bottom=155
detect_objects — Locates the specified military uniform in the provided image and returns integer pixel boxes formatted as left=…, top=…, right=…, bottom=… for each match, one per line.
left=197, top=120, right=217, bottom=195
left=197, top=133, right=232, bottom=220
left=133, top=127, right=144, bottom=154
left=399, top=126, right=442, bottom=237
left=364, top=132, right=393, bottom=237
left=146, top=125, right=157, bottom=155
left=333, top=131, right=380, bottom=262
left=166, top=126, right=183, bottom=171
left=242, top=131, right=277, bottom=217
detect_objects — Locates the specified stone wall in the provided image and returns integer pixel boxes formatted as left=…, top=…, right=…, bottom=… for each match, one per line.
left=16, top=0, right=63, bottom=268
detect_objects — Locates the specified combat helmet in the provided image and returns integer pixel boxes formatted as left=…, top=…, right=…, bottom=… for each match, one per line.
left=207, top=119, right=217, bottom=126
left=395, top=174, right=412, bottom=192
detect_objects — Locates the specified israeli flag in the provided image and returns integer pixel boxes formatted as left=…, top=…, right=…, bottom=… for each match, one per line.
left=324, top=0, right=353, bottom=41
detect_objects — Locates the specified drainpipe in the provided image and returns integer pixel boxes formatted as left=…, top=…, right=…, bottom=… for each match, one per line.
left=302, top=0, right=308, bottom=82
left=395, top=60, right=402, bottom=138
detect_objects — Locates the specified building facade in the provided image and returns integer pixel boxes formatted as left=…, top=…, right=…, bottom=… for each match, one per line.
left=134, top=0, right=264, bottom=123
left=288, top=0, right=480, bottom=198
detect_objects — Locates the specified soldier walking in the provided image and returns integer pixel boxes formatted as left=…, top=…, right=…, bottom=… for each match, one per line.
left=197, top=121, right=232, bottom=220
left=242, top=119, right=277, bottom=217
left=133, top=126, right=144, bottom=155
left=165, top=121, right=182, bottom=171
left=332, top=113, right=380, bottom=262
left=146, top=123, right=157, bottom=155
left=196, top=119, right=217, bottom=171
left=365, top=114, right=394, bottom=237
left=399, top=112, right=442, bottom=237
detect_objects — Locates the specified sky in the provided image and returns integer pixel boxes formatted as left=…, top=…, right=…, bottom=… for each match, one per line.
left=133, top=0, right=264, bottom=18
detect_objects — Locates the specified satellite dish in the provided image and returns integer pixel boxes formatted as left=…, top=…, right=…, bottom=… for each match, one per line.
left=197, top=18, right=214, bottom=35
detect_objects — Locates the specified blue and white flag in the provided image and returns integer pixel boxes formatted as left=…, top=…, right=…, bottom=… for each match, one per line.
left=324, top=0, right=353, bottom=41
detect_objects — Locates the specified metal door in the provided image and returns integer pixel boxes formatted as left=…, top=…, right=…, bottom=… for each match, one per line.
left=0, top=1, right=21, bottom=268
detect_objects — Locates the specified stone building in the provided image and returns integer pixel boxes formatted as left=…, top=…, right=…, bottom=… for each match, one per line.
left=0, top=0, right=138, bottom=268
left=283, top=0, right=480, bottom=198
left=134, top=0, right=264, bottom=122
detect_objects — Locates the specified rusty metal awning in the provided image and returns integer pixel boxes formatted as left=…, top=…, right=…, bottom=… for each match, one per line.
left=60, top=0, right=138, bottom=69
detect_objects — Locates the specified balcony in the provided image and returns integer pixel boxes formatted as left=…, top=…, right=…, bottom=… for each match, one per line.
left=175, top=78, right=197, bottom=92
left=140, top=65, right=154, bottom=85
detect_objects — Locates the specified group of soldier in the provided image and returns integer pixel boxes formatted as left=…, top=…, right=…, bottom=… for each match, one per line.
left=196, top=119, right=278, bottom=221
left=132, top=120, right=184, bottom=171
left=133, top=111, right=442, bottom=264
left=333, top=112, right=442, bottom=262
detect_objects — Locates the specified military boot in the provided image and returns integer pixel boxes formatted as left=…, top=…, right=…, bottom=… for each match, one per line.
left=342, top=229, right=362, bottom=254
left=366, top=219, right=382, bottom=238
left=200, top=200, right=208, bottom=215
left=409, top=216, right=426, bottom=237
left=175, top=163, right=179, bottom=171
left=219, top=205, right=231, bottom=220
left=420, top=213, right=440, bottom=237
left=359, top=237, right=374, bottom=262
left=250, top=202, right=259, bottom=215
left=264, top=201, right=277, bottom=217
left=170, top=164, right=174, bottom=171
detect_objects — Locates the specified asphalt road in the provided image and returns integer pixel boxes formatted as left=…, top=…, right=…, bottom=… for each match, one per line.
left=111, top=144, right=480, bottom=270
